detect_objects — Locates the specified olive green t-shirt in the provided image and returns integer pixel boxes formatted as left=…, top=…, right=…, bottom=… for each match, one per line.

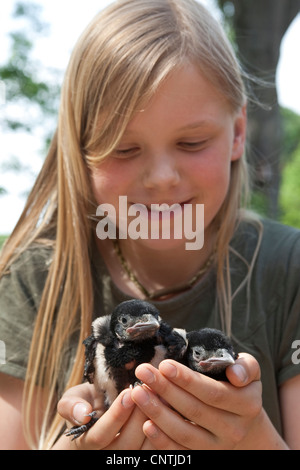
left=1, top=218, right=300, bottom=436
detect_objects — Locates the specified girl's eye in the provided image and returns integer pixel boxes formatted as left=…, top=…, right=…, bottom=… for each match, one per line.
left=114, top=147, right=140, bottom=159
left=178, top=140, right=208, bottom=151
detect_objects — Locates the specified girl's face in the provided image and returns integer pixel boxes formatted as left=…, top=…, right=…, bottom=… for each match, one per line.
left=91, top=62, right=246, bottom=252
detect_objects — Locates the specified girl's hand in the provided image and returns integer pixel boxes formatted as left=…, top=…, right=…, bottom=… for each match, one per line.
left=54, top=382, right=147, bottom=450
left=131, top=354, right=288, bottom=450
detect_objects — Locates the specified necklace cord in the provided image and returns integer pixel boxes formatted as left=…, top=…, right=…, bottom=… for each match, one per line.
left=113, top=239, right=214, bottom=300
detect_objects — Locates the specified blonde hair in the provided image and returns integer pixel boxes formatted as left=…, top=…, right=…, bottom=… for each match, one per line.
left=0, top=0, right=261, bottom=448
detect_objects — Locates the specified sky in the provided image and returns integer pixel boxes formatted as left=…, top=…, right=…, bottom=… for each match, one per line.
left=0, top=0, right=300, bottom=234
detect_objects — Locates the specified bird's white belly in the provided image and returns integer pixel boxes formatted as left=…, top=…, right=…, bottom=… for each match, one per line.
left=94, top=343, right=118, bottom=406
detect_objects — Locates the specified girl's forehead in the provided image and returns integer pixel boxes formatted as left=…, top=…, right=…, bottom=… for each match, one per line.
left=143, top=62, right=227, bottom=103
left=125, top=64, right=231, bottom=132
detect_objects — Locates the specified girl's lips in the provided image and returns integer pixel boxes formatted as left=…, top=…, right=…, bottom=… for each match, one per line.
left=130, top=199, right=193, bottom=212
left=127, top=200, right=194, bottom=226
left=148, top=202, right=182, bottom=213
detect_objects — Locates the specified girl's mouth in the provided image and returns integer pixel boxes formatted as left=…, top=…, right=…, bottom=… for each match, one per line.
left=131, top=200, right=191, bottom=222
left=149, top=202, right=181, bottom=212
left=131, top=199, right=193, bottom=212
left=127, top=200, right=193, bottom=225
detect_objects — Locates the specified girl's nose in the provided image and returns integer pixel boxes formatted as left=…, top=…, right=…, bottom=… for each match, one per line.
left=142, top=152, right=180, bottom=190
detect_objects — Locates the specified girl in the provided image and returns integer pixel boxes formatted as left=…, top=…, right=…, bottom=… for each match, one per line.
left=1, top=0, right=300, bottom=450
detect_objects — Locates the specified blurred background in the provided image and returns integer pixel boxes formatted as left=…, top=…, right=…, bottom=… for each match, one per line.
left=0, top=0, right=300, bottom=247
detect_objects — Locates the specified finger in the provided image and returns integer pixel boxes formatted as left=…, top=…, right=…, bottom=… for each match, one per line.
left=71, top=389, right=136, bottom=450
left=143, top=420, right=188, bottom=450
left=105, top=406, right=147, bottom=450
left=134, top=366, right=233, bottom=436
left=226, top=353, right=261, bottom=387
left=141, top=435, right=157, bottom=450
left=137, top=361, right=262, bottom=416
left=131, top=384, right=217, bottom=449
left=57, top=382, right=99, bottom=427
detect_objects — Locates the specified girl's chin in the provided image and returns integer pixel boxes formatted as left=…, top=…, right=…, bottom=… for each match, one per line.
left=124, top=235, right=202, bottom=253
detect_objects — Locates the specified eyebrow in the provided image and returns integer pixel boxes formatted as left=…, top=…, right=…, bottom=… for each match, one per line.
left=176, top=120, right=218, bottom=132
left=123, top=119, right=219, bottom=138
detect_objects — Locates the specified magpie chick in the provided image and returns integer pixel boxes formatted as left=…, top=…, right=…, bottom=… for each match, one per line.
left=185, top=328, right=238, bottom=381
left=65, top=299, right=187, bottom=439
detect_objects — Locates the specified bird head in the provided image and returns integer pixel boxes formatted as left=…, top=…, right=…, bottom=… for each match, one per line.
left=186, top=328, right=237, bottom=378
left=110, top=299, right=161, bottom=342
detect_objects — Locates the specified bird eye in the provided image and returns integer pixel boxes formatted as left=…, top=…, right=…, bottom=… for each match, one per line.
left=215, top=348, right=224, bottom=357
left=193, top=350, right=201, bottom=359
left=193, top=346, right=205, bottom=360
left=120, top=316, right=128, bottom=325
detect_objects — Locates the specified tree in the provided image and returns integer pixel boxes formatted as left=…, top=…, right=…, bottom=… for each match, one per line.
left=217, top=0, right=300, bottom=218
left=0, top=1, right=60, bottom=196
left=279, top=108, right=300, bottom=228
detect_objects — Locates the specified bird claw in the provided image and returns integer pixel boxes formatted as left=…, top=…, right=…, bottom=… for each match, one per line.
left=65, top=411, right=98, bottom=440
left=129, top=380, right=143, bottom=389
left=134, top=379, right=144, bottom=387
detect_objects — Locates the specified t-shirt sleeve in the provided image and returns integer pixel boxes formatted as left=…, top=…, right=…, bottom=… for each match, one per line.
left=277, top=234, right=300, bottom=386
left=0, top=247, right=52, bottom=380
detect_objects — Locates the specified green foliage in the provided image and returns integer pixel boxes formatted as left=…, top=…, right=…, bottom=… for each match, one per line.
left=249, top=107, right=300, bottom=222
left=0, top=1, right=61, bottom=197
left=0, top=188, right=7, bottom=196
left=0, top=235, right=8, bottom=251
left=0, top=3, right=60, bottom=127
left=278, top=108, right=300, bottom=228
left=280, top=107, right=300, bottom=164
left=280, top=144, right=300, bottom=229
left=13, top=1, right=48, bottom=33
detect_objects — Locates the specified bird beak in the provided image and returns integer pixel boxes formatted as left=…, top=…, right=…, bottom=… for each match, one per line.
left=199, top=350, right=235, bottom=370
left=126, top=315, right=160, bottom=339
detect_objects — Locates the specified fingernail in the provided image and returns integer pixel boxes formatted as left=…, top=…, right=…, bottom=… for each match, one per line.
left=136, top=365, right=155, bottom=384
left=121, top=390, right=135, bottom=408
left=144, top=421, right=159, bottom=439
left=132, top=386, right=150, bottom=406
left=160, top=360, right=177, bottom=378
left=73, top=403, right=89, bottom=424
left=232, top=364, right=247, bottom=383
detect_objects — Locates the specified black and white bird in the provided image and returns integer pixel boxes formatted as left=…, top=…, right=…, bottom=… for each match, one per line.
left=184, top=328, right=238, bottom=381
left=66, top=299, right=187, bottom=439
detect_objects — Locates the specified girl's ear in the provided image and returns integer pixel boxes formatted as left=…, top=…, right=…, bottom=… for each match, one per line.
left=231, top=104, right=247, bottom=162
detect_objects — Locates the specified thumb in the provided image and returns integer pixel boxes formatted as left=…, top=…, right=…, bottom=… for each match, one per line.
left=57, top=383, right=95, bottom=427
left=226, top=352, right=261, bottom=387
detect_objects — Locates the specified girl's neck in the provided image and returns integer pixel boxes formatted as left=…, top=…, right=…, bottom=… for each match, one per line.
left=96, top=230, right=216, bottom=300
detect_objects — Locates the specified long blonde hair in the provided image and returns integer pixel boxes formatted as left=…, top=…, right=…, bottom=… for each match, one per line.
left=0, top=0, right=260, bottom=448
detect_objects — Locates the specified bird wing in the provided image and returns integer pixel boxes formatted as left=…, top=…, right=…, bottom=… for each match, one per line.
left=83, top=315, right=115, bottom=383
left=92, top=315, right=114, bottom=346
left=158, top=322, right=188, bottom=361
left=83, top=334, right=97, bottom=384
